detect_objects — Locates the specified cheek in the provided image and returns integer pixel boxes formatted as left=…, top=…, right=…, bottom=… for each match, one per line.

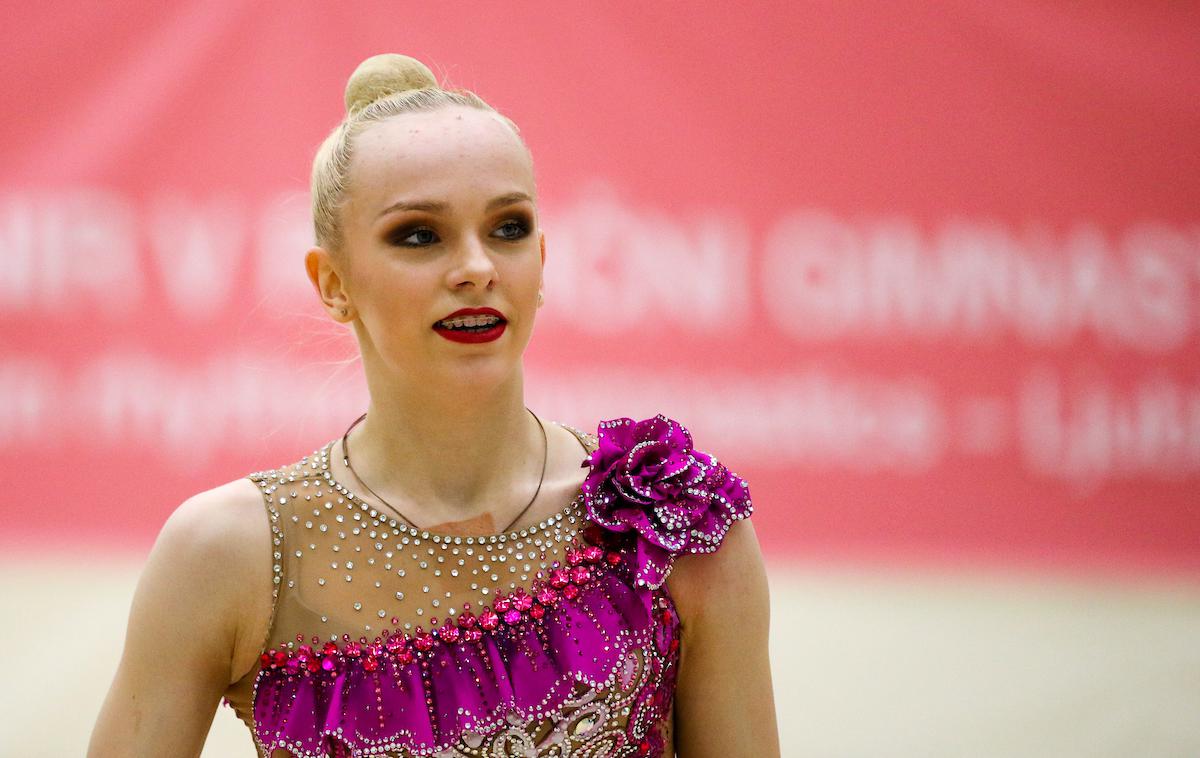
left=357, top=266, right=429, bottom=324
left=509, top=255, right=543, bottom=293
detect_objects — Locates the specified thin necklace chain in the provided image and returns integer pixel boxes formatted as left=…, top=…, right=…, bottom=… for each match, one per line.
left=339, top=408, right=548, bottom=534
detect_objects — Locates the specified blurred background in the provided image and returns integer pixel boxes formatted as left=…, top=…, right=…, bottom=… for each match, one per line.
left=2, top=2, right=1198, bottom=756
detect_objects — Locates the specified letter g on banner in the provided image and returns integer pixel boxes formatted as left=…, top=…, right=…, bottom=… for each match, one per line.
left=762, top=210, right=865, bottom=340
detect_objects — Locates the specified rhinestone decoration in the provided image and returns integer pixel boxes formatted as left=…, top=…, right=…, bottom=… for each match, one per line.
left=225, top=418, right=746, bottom=758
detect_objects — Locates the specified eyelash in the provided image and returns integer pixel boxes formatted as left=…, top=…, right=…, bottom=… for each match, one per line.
left=390, top=218, right=531, bottom=248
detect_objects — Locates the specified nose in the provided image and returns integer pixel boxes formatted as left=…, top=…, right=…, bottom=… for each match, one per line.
left=449, top=234, right=499, bottom=290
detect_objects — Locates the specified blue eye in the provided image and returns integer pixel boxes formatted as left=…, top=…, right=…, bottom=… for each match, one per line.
left=389, top=218, right=530, bottom=248
left=395, top=227, right=437, bottom=247
left=495, top=219, right=530, bottom=240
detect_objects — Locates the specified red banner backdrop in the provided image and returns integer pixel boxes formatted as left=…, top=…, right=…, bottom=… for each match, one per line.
left=2, top=2, right=1198, bottom=575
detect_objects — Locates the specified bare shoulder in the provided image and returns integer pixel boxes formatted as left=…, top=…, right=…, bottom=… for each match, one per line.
left=155, top=476, right=269, bottom=583
left=664, top=519, right=769, bottom=632
left=88, top=476, right=271, bottom=755
left=147, top=476, right=272, bottom=632
left=168, top=476, right=267, bottom=546
left=148, top=476, right=275, bottom=682
left=664, top=519, right=779, bottom=754
left=667, top=518, right=766, bottom=593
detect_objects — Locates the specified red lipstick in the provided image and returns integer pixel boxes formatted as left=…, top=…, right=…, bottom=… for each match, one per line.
left=432, top=307, right=507, bottom=344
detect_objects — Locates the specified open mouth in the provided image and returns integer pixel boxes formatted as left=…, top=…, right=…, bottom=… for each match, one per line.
left=433, top=316, right=507, bottom=333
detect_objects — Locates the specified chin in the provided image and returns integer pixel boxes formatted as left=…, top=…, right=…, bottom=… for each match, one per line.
left=440, top=349, right=522, bottom=374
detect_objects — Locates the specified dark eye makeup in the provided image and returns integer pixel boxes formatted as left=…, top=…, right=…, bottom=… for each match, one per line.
left=388, top=216, right=532, bottom=248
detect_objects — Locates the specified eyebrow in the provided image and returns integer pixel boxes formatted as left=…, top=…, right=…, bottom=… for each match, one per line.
left=375, top=191, right=533, bottom=219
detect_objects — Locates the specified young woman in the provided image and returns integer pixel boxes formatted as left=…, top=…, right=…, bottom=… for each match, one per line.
left=89, top=53, right=779, bottom=758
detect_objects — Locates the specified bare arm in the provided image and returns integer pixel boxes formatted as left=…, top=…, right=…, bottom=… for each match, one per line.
left=89, top=480, right=265, bottom=758
left=667, top=518, right=780, bottom=757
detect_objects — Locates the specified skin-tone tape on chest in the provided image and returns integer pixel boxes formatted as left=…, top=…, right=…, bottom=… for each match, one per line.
left=425, top=511, right=498, bottom=536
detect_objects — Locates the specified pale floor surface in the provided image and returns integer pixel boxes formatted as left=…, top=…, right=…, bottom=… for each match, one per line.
left=2, top=554, right=1198, bottom=757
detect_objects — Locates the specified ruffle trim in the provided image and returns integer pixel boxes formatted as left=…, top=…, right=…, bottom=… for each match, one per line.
left=249, top=413, right=747, bottom=755
left=251, top=545, right=674, bottom=757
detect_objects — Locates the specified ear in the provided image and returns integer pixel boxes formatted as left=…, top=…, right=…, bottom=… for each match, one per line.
left=305, top=246, right=355, bottom=322
left=538, top=230, right=546, bottom=303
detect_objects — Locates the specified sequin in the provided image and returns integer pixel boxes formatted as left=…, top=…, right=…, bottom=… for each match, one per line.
left=224, top=417, right=749, bottom=758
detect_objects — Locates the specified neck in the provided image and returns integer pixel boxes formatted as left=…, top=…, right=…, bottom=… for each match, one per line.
left=335, top=360, right=544, bottom=531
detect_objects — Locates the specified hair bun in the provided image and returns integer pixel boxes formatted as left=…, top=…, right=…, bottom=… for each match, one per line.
left=344, top=53, right=438, bottom=116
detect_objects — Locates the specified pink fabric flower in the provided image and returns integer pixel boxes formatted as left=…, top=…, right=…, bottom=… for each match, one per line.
left=581, top=414, right=753, bottom=589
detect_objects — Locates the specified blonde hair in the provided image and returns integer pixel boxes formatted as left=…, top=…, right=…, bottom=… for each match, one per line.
left=311, top=53, right=525, bottom=254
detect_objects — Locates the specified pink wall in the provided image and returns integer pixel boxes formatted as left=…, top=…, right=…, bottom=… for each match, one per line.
left=3, top=2, right=1198, bottom=575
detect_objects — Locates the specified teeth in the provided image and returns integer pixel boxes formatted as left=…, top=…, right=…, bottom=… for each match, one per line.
left=438, top=315, right=501, bottom=328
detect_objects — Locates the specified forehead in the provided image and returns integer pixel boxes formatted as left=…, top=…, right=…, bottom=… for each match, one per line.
left=346, top=106, right=535, bottom=216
